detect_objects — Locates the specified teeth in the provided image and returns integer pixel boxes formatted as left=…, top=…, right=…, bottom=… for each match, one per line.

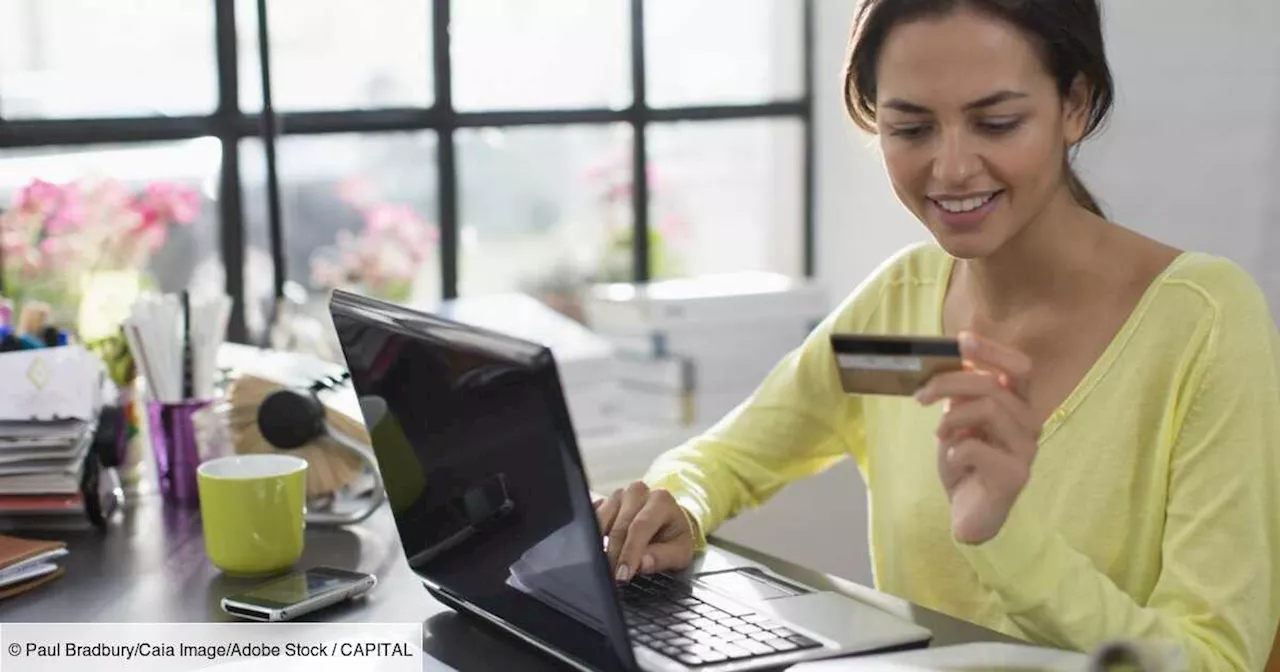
left=936, top=193, right=996, bottom=213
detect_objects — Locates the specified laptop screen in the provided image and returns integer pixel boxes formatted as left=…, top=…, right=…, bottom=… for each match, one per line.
left=330, top=292, right=636, bottom=672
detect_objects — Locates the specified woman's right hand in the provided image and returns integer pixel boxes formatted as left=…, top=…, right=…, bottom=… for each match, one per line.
left=595, top=481, right=696, bottom=583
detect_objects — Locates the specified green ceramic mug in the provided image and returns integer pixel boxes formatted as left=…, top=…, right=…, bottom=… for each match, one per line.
left=197, top=454, right=307, bottom=576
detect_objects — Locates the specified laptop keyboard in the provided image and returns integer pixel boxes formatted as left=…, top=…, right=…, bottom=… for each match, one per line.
left=619, top=572, right=822, bottom=667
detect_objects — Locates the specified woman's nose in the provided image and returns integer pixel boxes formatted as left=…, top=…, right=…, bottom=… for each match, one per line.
left=931, top=129, right=981, bottom=186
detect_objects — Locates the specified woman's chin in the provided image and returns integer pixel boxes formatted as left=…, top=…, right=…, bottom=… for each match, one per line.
left=928, top=228, right=999, bottom=260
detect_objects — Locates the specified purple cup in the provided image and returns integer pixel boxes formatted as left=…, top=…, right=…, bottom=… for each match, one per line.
left=147, top=399, right=211, bottom=507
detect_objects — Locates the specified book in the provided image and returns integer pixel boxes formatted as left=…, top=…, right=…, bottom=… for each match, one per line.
left=0, top=533, right=68, bottom=600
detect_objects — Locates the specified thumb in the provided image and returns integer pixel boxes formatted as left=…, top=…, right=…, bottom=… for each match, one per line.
left=641, top=540, right=693, bottom=574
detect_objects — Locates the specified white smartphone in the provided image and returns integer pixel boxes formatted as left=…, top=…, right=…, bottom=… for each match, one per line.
left=220, top=566, right=376, bottom=622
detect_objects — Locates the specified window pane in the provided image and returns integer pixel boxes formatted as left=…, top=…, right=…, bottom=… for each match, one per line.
left=0, top=0, right=217, bottom=118
left=457, top=124, right=632, bottom=310
left=240, top=132, right=439, bottom=337
left=0, top=139, right=224, bottom=337
left=451, top=1, right=630, bottom=111
left=238, top=0, right=433, bottom=112
left=645, top=0, right=804, bottom=107
left=647, top=119, right=804, bottom=278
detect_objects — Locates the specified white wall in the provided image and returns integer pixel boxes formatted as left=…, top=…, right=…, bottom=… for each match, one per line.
left=709, top=0, right=1280, bottom=589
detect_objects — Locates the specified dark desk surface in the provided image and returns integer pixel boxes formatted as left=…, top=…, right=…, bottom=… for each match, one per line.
left=2, top=495, right=1013, bottom=670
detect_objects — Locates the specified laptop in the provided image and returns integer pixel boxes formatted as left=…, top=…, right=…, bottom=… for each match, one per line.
left=328, top=289, right=932, bottom=672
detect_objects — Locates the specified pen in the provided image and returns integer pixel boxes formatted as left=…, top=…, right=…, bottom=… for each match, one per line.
left=181, top=290, right=193, bottom=400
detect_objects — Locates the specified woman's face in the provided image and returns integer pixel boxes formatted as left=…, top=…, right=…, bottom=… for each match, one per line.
left=873, top=7, right=1087, bottom=259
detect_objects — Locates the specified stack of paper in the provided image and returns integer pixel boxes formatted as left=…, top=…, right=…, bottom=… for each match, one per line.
left=584, top=272, right=829, bottom=428
left=0, top=419, right=96, bottom=529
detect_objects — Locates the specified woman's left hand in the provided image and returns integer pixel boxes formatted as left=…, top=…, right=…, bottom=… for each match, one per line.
left=915, top=331, right=1042, bottom=545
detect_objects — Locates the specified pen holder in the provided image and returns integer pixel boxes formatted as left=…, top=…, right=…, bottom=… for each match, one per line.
left=147, top=399, right=211, bottom=508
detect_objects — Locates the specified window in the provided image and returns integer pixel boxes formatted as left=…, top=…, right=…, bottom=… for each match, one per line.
left=0, top=0, right=814, bottom=343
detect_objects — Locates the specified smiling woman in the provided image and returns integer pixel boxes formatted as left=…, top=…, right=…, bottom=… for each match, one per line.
left=597, top=1, right=1280, bottom=670
left=844, top=0, right=1113, bottom=259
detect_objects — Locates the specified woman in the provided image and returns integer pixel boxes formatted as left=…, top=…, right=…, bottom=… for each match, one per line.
left=594, top=0, right=1280, bottom=669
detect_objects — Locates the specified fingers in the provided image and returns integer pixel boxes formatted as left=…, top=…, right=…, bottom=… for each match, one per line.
left=958, top=330, right=1032, bottom=397
left=643, top=540, right=695, bottom=573
left=616, top=491, right=680, bottom=582
left=606, top=482, right=650, bottom=579
left=595, top=489, right=621, bottom=537
left=943, top=437, right=1028, bottom=484
left=935, top=395, right=1025, bottom=454
left=916, top=370, right=1040, bottom=438
left=916, top=368, right=1009, bottom=405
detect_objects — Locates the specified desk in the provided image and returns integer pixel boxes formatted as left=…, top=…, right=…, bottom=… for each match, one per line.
left=3, top=495, right=1014, bottom=670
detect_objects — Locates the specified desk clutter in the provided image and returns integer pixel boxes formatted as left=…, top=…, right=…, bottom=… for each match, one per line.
left=0, top=341, right=122, bottom=532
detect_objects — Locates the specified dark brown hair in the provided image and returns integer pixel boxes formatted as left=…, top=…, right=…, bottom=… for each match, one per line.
left=843, top=0, right=1114, bottom=217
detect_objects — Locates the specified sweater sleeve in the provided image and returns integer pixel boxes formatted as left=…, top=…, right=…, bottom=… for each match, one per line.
left=641, top=278, right=881, bottom=551
left=955, top=277, right=1280, bottom=671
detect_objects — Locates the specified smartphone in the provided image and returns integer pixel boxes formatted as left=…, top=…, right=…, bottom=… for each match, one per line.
left=220, top=566, right=376, bottom=622
left=831, top=334, right=963, bottom=396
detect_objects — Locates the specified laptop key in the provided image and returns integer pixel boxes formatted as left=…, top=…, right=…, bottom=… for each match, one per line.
left=738, top=640, right=775, bottom=656
left=638, top=624, right=661, bottom=633
left=709, top=642, right=754, bottom=660
left=674, top=611, right=699, bottom=621
left=749, top=630, right=777, bottom=642
left=787, top=634, right=822, bottom=649
left=769, top=627, right=796, bottom=638
left=670, top=623, right=695, bottom=634
left=733, top=624, right=763, bottom=635
left=675, top=653, right=703, bottom=666
left=762, top=637, right=799, bottom=652
left=669, top=637, right=695, bottom=648
left=742, top=613, right=771, bottom=624
left=689, top=646, right=728, bottom=663
left=653, top=631, right=677, bottom=641
left=676, top=597, right=700, bottom=607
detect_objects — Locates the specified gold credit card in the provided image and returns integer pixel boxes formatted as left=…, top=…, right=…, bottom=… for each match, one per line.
left=831, top=334, right=963, bottom=396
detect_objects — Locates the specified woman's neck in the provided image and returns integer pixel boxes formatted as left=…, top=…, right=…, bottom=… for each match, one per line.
left=957, top=188, right=1112, bottom=324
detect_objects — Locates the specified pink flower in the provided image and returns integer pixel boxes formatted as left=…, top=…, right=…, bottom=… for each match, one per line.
left=46, top=184, right=85, bottom=234
left=14, top=179, right=63, bottom=215
left=138, top=182, right=201, bottom=226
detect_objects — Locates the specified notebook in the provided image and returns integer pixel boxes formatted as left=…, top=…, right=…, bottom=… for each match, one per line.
left=0, top=533, right=68, bottom=599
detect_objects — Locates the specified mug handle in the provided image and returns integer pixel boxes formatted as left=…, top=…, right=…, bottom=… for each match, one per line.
left=304, top=427, right=386, bottom=527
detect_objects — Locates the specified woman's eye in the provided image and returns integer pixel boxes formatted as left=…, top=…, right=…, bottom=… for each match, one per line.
left=978, top=118, right=1022, bottom=134
left=889, top=124, right=931, bottom=139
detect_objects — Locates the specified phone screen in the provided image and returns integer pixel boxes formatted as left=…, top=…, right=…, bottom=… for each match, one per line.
left=234, top=568, right=365, bottom=608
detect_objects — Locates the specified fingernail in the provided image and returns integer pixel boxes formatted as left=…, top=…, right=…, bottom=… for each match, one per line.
left=914, top=387, right=930, bottom=403
left=959, top=331, right=977, bottom=349
left=615, top=564, right=631, bottom=582
left=641, top=554, right=655, bottom=573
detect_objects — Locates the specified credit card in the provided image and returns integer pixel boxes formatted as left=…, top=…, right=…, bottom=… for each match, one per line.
left=830, top=334, right=963, bottom=396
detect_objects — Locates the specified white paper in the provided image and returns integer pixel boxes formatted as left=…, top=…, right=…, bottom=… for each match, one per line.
left=0, top=346, right=102, bottom=421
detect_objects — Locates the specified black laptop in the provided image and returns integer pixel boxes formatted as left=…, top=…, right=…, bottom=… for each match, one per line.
left=328, top=289, right=931, bottom=672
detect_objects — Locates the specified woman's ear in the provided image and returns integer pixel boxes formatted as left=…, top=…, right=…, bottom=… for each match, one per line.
left=1063, top=74, right=1091, bottom=146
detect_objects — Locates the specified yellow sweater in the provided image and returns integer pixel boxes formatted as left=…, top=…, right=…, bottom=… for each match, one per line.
left=643, top=242, right=1280, bottom=670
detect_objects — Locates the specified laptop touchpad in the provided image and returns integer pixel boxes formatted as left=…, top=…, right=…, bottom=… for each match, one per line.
left=694, top=567, right=811, bottom=602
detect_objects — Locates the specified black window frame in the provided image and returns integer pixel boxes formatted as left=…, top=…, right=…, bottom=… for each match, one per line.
left=0, top=0, right=816, bottom=343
